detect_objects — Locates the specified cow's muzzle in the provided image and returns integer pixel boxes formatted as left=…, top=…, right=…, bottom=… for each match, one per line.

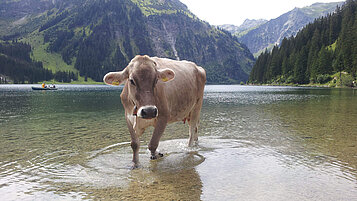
left=137, top=105, right=158, bottom=119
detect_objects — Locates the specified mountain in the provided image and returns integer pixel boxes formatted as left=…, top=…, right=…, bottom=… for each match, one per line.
left=249, top=0, right=357, bottom=87
left=219, top=19, right=267, bottom=37
left=0, top=0, right=255, bottom=84
left=221, top=2, right=344, bottom=56
left=0, top=0, right=82, bottom=38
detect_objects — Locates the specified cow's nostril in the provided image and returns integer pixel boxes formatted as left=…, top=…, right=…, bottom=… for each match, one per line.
left=153, top=108, right=158, bottom=117
left=141, top=109, right=147, bottom=117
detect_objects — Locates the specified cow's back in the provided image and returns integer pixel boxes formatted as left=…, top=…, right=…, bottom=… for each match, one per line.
left=152, top=57, right=206, bottom=122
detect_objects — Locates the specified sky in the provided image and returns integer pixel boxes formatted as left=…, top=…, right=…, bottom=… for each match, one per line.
left=179, top=0, right=343, bottom=26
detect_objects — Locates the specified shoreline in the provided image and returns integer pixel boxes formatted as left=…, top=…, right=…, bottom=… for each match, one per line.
left=247, top=83, right=357, bottom=89
left=0, top=81, right=104, bottom=85
left=1, top=83, right=356, bottom=89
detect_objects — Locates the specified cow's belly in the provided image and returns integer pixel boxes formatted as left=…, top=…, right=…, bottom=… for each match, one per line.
left=167, top=96, right=197, bottom=123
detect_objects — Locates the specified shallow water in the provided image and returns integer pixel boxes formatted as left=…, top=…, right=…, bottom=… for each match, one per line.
left=0, top=84, right=356, bottom=200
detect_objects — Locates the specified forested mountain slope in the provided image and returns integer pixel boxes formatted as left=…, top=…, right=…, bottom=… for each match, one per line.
left=249, top=0, right=357, bottom=87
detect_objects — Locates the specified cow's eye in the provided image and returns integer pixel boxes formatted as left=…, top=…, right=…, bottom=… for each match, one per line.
left=130, top=79, right=136, bottom=86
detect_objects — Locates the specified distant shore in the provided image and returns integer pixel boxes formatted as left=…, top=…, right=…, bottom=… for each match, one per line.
left=0, top=81, right=104, bottom=85
left=247, top=83, right=356, bottom=89
left=1, top=82, right=356, bottom=89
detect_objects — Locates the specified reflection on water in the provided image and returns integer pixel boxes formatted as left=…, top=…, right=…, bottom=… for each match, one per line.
left=0, top=84, right=356, bottom=200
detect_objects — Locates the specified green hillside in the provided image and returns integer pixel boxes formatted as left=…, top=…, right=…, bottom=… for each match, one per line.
left=0, top=41, right=78, bottom=84
left=131, top=0, right=192, bottom=16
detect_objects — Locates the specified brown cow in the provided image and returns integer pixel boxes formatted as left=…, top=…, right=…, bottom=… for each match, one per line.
left=103, top=55, right=206, bottom=168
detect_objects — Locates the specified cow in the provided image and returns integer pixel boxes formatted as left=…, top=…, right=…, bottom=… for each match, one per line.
left=103, top=55, right=206, bottom=168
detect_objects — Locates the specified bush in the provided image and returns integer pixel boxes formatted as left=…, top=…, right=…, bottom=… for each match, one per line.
left=329, top=83, right=336, bottom=87
left=285, top=75, right=295, bottom=84
left=316, top=74, right=332, bottom=84
left=341, top=74, right=354, bottom=87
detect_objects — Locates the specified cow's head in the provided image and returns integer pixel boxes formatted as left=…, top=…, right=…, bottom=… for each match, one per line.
left=103, top=55, right=175, bottom=119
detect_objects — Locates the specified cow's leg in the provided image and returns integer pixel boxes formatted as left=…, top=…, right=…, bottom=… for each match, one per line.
left=188, top=122, right=199, bottom=147
left=188, top=98, right=203, bottom=147
left=148, top=118, right=167, bottom=160
left=125, top=114, right=144, bottom=168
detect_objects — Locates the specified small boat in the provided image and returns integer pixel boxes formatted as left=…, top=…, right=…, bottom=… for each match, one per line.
left=32, top=86, right=58, bottom=91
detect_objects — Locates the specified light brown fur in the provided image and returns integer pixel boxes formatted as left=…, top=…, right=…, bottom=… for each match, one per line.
left=103, top=55, right=206, bottom=167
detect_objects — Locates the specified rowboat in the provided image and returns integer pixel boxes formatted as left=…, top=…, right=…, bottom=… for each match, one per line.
left=32, top=86, right=58, bottom=91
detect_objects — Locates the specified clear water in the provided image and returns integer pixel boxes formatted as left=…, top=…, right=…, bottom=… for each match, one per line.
left=0, top=84, right=356, bottom=200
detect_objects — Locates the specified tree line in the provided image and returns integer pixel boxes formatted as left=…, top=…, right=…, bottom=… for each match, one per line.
left=0, top=42, right=77, bottom=84
left=249, top=0, right=357, bottom=86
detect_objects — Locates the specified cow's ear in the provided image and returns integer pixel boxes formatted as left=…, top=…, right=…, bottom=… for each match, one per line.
left=158, top=68, right=175, bottom=82
left=103, top=70, right=128, bottom=86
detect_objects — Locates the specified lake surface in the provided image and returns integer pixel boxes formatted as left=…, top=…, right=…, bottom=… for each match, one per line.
left=0, top=84, right=356, bottom=200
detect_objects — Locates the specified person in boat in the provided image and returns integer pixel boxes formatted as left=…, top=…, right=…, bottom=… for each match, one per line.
left=42, top=82, right=46, bottom=88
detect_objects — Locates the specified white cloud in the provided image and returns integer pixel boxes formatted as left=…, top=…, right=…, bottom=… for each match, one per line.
left=180, top=0, right=343, bottom=25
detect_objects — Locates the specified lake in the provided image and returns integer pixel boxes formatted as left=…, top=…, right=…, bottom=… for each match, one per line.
left=0, top=84, right=356, bottom=200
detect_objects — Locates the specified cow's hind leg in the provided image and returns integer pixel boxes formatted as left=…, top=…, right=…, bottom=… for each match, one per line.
left=188, top=98, right=203, bottom=147
left=188, top=120, right=199, bottom=147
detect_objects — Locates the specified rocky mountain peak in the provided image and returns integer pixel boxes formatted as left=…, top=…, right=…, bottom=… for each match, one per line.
left=220, top=1, right=343, bottom=56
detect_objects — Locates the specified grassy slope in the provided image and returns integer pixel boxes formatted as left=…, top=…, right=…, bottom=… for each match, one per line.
left=23, top=31, right=74, bottom=72
left=22, top=31, right=100, bottom=84
left=301, top=2, right=343, bottom=19
left=131, top=0, right=194, bottom=17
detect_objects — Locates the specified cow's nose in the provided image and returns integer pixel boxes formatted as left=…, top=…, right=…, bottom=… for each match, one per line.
left=138, top=106, right=158, bottom=119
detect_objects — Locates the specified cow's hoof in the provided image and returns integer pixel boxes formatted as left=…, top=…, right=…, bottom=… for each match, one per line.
left=150, top=153, right=164, bottom=160
left=131, top=163, right=140, bottom=169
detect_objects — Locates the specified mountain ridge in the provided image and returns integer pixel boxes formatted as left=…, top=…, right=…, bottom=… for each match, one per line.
left=0, top=0, right=254, bottom=84
left=220, top=2, right=344, bottom=56
left=219, top=19, right=267, bottom=37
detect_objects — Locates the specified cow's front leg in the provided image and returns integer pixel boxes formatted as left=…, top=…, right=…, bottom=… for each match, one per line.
left=148, top=118, right=167, bottom=160
left=130, top=135, right=140, bottom=168
left=125, top=114, right=143, bottom=169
